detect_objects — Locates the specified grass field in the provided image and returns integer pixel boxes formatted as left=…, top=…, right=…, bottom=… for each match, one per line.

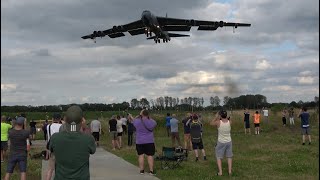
left=1, top=109, right=319, bottom=180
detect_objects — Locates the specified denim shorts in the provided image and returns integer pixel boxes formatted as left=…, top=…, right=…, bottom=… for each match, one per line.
left=215, top=141, right=233, bottom=159
left=7, top=154, right=27, bottom=173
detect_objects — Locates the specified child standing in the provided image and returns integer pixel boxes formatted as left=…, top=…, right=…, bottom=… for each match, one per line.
left=253, top=111, right=261, bottom=135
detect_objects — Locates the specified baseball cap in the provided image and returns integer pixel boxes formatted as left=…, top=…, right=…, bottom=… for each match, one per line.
left=52, top=113, right=61, bottom=120
left=65, top=105, right=83, bottom=125
left=16, top=116, right=25, bottom=125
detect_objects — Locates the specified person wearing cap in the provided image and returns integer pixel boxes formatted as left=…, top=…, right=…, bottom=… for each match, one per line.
left=49, top=105, right=96, bottom=180
left=1, top=115, right=12, bottom=163
left=45, top=112, right=63, bottom=180
left=187, top=114, right=207, bottom=162
left=4, top=116, right=30, bottom=180
left=210, top=110, right=233, bottom=176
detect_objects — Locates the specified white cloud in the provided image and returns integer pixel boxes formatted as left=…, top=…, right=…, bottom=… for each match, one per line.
left=297, top=76, right=314, bottom=84
left=256, top=59, right=272, bottom=70
left=1, top=83, right=17, bottom=92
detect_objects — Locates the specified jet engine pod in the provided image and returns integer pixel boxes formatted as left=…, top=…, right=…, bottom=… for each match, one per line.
left=112, top=25, right=118, bottom=32
left=235, top=23, right=238, bottom=28
left=219, top=21, right=224, bottom=27
left=117, top=25, right=125, bottom=32
left=185, top=19, right=195, bottom=26
left=97, top=31, right=104, bottom=37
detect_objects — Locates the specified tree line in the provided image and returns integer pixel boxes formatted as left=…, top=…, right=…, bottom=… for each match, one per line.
left=1, top=95, right=318, bottom=112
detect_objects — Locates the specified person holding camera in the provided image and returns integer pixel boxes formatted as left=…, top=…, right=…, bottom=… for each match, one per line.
left=210, top=110, right=233, bottom=176
left=298, top=107, right=311, bottom=145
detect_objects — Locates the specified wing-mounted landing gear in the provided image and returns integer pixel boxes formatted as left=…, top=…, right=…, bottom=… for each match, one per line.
left=145, top=28, right=152, bottom=37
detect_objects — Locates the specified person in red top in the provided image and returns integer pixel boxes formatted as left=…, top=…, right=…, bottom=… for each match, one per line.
left=252, top=111, right=261, bottom=135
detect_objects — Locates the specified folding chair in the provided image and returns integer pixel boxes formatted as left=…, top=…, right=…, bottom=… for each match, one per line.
left=158, top=147, right=185, bottom=169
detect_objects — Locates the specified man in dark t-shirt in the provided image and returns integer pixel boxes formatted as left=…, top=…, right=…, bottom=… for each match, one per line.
left=4, top=117, right=30, bottom=180
left=182, top=113, right=192, bottom=150
left=244, top=109, right=250, bottom=134
left=29, top=120, right=37, bottom=140
left=109, top=116, right=119, bottom=150
left=49, top=105, right=96, bottom=180
left=298, top=107, right=311, bottom=145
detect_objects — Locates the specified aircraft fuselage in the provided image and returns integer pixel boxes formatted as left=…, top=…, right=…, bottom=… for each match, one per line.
left=141, top=10, right=164, bottom=39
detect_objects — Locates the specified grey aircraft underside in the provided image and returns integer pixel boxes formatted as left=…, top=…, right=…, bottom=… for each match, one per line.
left=81, top=10, right=251, bottom=43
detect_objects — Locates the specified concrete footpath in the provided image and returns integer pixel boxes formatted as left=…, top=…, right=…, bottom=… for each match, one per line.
left=41, top=147, right=160, bottom=180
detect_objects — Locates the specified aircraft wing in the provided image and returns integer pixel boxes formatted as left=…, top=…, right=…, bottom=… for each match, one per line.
left=81, top=20, right=145, bottom=40
left=157, top=17, right=251, bottom=30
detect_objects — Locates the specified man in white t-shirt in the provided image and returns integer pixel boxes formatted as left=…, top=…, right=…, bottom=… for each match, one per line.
left=120, top=116, right=127, bottom=135
left=262, top=107, right=269, bottom=124
left=45, top=113, right=62, bottom=180
left=90, top=119, right=101, bottom=146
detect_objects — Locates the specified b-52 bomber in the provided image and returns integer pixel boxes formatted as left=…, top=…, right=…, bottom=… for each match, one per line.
left=81, top=10, right=251, bottom=43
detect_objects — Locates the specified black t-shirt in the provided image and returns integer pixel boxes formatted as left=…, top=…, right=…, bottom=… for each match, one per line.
left=109, top=119, right=117, bottom=131
left=244, top=113, right=250, bottom=121
left=30, top=122, right=37, bottom=128
left=8, top=129, right=30, bottom=156
left=182, top=117, right=191, bottom=134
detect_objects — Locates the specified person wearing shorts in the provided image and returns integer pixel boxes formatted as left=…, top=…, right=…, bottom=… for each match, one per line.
left=90, top=119, right=101, bottom=146
left=210, top=110, right=233, bottom=176
left=243, top=109, right=251, bottom=134
left=189, top=114, right=206, bottom=162
left=109, top=116, right=119, bottom=150
left=298, top=107, right=311, bottom=145
left=182, top=113, right=192, bottom=150
left=116, top=116, right=123, bottom=148
left=170, top=114, right=181, bottom=147
left=1, top=115, right=12, bottom=163
left=29, top=119, right=37, bottom=140
left=253, top=111, right=261, bottom=135
left=4, top=117, right=30, bottom=180
left=133, top=110, right=157, bottom=175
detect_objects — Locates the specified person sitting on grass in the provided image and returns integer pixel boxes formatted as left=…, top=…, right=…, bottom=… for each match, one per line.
left=188, top=114, right=206, bottom=162
left=4, top=117, right=30, bottom=180
left=210, top=110, right=233, bottom=176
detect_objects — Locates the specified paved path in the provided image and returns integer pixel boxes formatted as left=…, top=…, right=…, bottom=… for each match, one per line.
left=41, top=146, right=160, bottom=180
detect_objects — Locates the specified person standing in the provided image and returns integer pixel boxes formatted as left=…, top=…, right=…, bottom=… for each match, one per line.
left=188, top=114, right=206, bottom=162
left=49, top=105, right=96, bottom=180
left=282, top=109, right=287, bottom=126
left=4, top=117, right=30, bottom=180
left=210, top=110, right=233, bottom=176
left=182, top=113, right=192, bottom=151
left=133, top=110, right=157, bottom=175
left=42, top=120, right=49, bottom=141
left=29, top=119, right=37, bottom=141
left=289, top=108, right=295, bottom=126
left=262, top=107, right=269, bottom=124
left=170, top=114, right=182, bottom=147
left=243, top=109, right=251, bottom=134
left=127, top=114, right=135, bottom=147
left=109, top=116, right=120, bottom=150
left=298, top=107, right=311, bottom=145
left=253, top=111, right=261, bottom=135
left=45, top=113, right=62, bottom=180
left=165, top=113, right=171, bottom=137
left=116, top=115, right=123, bottom=148
left=120, top=116, right=128, bottom=135
left=91, top=118, right=102, bottom=146
left=1, top=115, right=12, bottom=163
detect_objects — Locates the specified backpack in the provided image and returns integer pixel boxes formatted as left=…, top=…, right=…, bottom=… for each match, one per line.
left=190, top=120, right=202, bottom=143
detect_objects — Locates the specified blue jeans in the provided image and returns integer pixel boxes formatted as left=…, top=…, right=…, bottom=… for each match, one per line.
left=7, top=154, right=27, bottom=173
